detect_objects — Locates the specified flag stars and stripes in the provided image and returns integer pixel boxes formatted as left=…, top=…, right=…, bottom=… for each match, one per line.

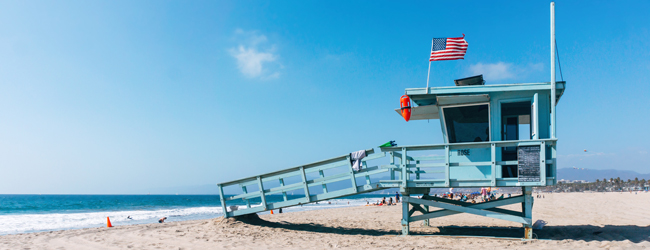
left=429, top=35, right=468, bottom=61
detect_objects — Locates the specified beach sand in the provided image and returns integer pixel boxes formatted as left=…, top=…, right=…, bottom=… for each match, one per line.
left=1, top=192, right=649, bottom=249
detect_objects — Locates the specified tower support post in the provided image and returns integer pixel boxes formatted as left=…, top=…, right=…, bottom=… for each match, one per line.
left=401, top=195, right=410, bottom=235
left=522, top=186, right=534, bottom=239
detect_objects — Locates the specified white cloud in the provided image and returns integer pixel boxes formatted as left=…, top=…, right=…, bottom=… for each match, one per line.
left=230, top=46, right=277, bottom=78
left=229, top=30, right=281, bottom=79
left=469, top=62, right=514, bottom=81
left=468, top=62, right=544, bottom=82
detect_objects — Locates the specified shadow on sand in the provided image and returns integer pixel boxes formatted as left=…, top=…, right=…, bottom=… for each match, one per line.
left=433, top=225, right=650, bottom=243
left=232, top=214, right=650, bottom=242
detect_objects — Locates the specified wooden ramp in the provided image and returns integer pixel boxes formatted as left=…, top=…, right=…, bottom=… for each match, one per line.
left=217, top=148, right=392, bottom=218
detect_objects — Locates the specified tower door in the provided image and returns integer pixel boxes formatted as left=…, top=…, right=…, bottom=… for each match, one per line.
left=500, top=101, right=532, bottom=178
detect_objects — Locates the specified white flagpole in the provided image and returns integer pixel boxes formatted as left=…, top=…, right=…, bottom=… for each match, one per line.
left=550, top=2, right=556, bottom=139
left=426, top=39, right=433, bottom=94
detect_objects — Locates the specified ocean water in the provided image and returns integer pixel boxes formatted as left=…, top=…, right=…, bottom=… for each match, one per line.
left=0, top=194, right=389, bottom=235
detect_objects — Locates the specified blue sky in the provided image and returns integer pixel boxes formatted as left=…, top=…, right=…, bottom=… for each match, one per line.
left=1, top=1, right=649, bottom=194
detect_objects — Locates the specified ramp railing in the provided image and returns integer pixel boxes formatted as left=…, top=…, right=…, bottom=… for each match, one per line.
left=217, top=148, right=390, bottom=218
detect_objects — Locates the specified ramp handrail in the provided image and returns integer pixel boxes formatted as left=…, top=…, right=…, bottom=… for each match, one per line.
left=217, top=148, right=393, bottom=218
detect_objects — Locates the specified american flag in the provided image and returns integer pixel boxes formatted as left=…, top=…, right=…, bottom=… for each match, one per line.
left=429, top=34, right=468, bottom=61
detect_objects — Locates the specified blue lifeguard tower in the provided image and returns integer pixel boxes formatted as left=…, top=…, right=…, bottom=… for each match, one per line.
left=217, top=2, right=563, bottom=240
left=383, top=76, right=565, bottom=238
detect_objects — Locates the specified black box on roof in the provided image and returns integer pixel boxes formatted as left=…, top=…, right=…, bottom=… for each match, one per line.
left=454, top=75, right=485, bottom=86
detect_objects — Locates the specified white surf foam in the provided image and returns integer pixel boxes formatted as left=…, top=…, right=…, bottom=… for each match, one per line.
left=0, top=197, right=375, bottom=235
left=0, top=206, right=224, bottom=235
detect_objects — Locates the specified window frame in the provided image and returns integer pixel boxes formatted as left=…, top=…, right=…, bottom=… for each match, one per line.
left=496, top=97, right=535, bottom=142
left=440, top=102, right=492, bottom=144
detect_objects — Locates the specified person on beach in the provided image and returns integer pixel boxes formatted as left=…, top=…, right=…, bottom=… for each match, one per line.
left=389, top=197, right=394, bottom=205
left=381, top=197, right=387, bottom=205
left=395, top=192, right=400, bottom=203
left=158, top=217, right=167, bottom=223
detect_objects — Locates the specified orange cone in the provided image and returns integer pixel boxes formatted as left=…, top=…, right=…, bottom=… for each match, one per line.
left=107, top=217, right=113, bottom=227
left=270, top=210, right=274, bottom=214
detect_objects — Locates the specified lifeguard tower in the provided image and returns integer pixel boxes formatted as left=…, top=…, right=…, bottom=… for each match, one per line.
left=382, top=75, right=565, bottom=238
left=217, top=2, right=562, bottom=240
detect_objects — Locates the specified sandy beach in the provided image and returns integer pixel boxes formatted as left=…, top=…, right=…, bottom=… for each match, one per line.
left=1, top=192, right=649, bottom=249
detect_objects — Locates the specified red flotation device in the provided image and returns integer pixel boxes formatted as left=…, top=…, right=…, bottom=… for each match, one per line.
left=400, top=95, right=411, bottom=122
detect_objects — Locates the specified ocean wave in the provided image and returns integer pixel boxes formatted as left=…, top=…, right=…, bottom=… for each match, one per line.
left=0, top=206, right=224, bottom=235
left=0, top=197, right=374, bottom=235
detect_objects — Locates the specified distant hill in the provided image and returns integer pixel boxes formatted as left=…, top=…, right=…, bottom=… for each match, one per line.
left=557, top=168, right=650, bottom=182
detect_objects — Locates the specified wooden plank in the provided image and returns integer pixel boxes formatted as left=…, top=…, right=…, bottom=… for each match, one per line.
left=540, top=141, right=547, bottom=185
left=241, top=186, right=251, bottom=208
left=444, top=145, right=450, bottom=187
left=412, top=155, right=446, bottom=161
left=227, top=191, right=261, bottom=201
left=218, top=184, right=228, bottom=218
left=346, top=156, right=358, bottom=193
left=406, top=82, right=566, bottom=96
left=491, top=143, right=496, bottom=186
left=353, top=168, right=389, bottom=178
left=319, top=170, right=328, bottom=193
left=406, top=163, right=446, bottom=168
left=392, top=152, right=415, bottom=161
left=230, top=206, right=265, bottom=217
left=380, top=139, right=557, bottom=153
left=257, top=177, right=267, bottom=210
left=450, top=161, right=492, bottom=167
left=299, top=166, right=310, bottom=203
left=401, top=148, right=408, bottom=189
left=219, top=149, right=375, bottom=186
left=279, top=178, right=287, bottom=201
left=361, top=152, right=387, bottom=162
left=262, top=182, right=304, bottom=196
left=309, top=187, right=358, bottom=201
left=266, top=197, right=310, bottom=210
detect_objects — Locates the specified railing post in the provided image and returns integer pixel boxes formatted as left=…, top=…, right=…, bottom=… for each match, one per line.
left=533, top=93, right=539, bottom=140
left=444, top=145, right=450, bottom=187
left=401, top=148, right=408, bottom=189
left=257, top=177, right=267, bottom=210
left=540, top=141, right=547, bottom=185
left=416, top=160, right=421, bottom=180
left=402, top=196, right=410, bottom=235
left=346, top=156, right=359, bottom=192
left=218, top=184, right=228, bottom=218
left=362, top=161, right=371, bottom=185
left=390, top=152, right=396, bottom=180
left=279, top=178, right=288, bottom=201
left=299, top=166, right=311, bottom=202
left=319, top=170, right=328, bottom=193
left=241, top=186, right=251, bottom=208
left=552, top=144, right=557, bottom=185
left=522, top=186, right=534, bottom=239
left=491, top=143, right=496, bottom=186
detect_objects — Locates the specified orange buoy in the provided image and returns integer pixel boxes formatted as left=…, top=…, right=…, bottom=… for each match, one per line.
left=270, top=210, right=274, bottom=214
left=107, top=217, right=113, bottom=228
left=400, top=95, right=411, bottom=122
